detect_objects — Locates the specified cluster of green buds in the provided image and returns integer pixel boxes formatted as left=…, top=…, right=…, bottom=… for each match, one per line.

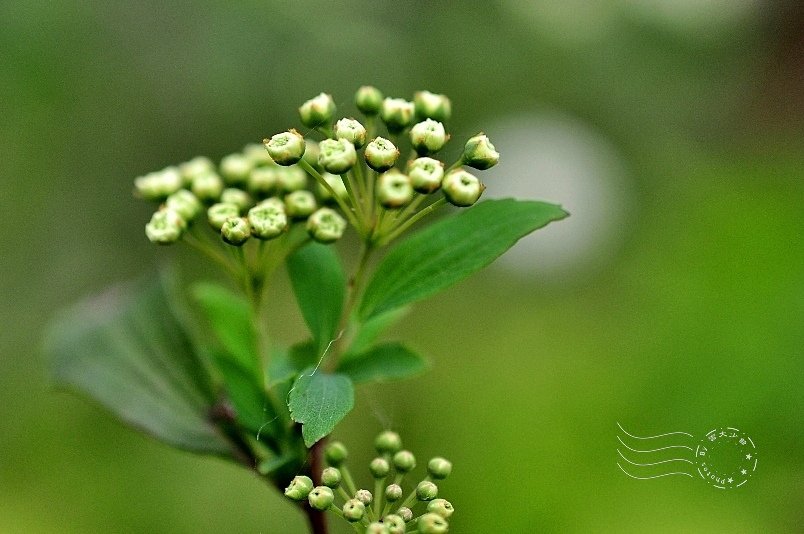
left=285, top=431, right=454, bottom=533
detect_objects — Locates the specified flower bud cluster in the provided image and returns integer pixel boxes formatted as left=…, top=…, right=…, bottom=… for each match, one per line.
left=288, top=432, right=454, bottom=533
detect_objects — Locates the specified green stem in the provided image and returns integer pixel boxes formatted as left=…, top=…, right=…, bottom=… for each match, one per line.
left=182, top=231, right=240, bottom=278
left=373, top=478, right=384, bottom=518
left=340, top=172, right=366, bottom=231
left=377, top=197, right=447, bottom=246
left=298, top=159, right=360, bottom=229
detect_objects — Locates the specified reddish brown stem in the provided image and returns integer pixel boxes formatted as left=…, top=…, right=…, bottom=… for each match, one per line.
left=303, top=439, right=328, bottom=534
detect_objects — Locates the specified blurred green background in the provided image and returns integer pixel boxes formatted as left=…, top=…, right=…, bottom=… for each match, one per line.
left=2, top=1, right=802, bottom=532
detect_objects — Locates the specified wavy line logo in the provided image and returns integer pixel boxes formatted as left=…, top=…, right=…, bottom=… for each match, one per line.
left=616, top=423, right=757, bottom=489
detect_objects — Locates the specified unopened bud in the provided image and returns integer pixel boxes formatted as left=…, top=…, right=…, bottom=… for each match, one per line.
left=375, top=430, right=402, bottom=454
left=277, top=166, right=308, bottom=193
left=418, top=512, right=449, bottom=534
left=316, top=172, right=348, bottom=203
left=135, top=167, right=183, bottom=201
left=377, top=170, right=413, bottom=209
left=369, top=457, right=390, bottom=479
left=397, top=507, right=413, bottom=523
left=427, top=499, right=454, bottom=519
left=442, top=169, right=483, bottom=207
left=207, top=202, right=240, bottom=231
left=219, top=153, right=253, bottom=185
left=284, top=475, right=314, bottom=501
left=321, top=467, right=341, bottom=488
left=427, top=457, right=452, bottom=480
left=284, top=190, right=317, bottom=219
left=364, top=137, right=400, bottom=172
left=414, top=90, right=452, bottom=122
left=318, top=138, right=357, bottom=174
left=242, top=143, right=275, bottom=167
left=220, top=217, right=251, bottom=246
left=264, top=130, right=306, bottom=166
left=392, top=450, right=416, bottom=473
left=381, top=98, right=415, bottom=133
left=307, top=208, right=347, bottom=244
left=416, top=480, right=438, bottom=501
left=165, top=190, right=202, bottom=220
left=334, top=118, right=367, bottom=148
left=410, top=119, right=448, bottom=155
left=145, top=208, right=185, bottom=244
left=366, top=522, right=389, bottom=534
left=383, top=514, right=406, bottom=534
left=248, top=201, right=287, bottom=240
left=179, top=157, right=215, bottom=184
left=355, top=85, right=383, bottom=115
left=299, top=93, right=336, bottom=128
left=342, top=499, right=365, bottom=522
left=248, top=166, right=280, bottom=197
left=191, top=172, right=224, bottom=203
left=325, top=441, right=348, bottom=466
left=384, top=484, right=402, bottom=502
left=220, top=188, right=253, bottom=213
left=408, top=157, right=444, bottom=194
left=462, top=133, right=499, bottom=170
left=354, top=489, right=373, bottom=506
left=307, top=486, right=335, bottom=511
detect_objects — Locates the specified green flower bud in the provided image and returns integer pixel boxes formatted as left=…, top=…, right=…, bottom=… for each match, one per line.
left=242, top=143, right=275, bottom=167
left=248, top=166, right=280, bottom=197
left=301, top=139, right=321, bottom=170
left=377, top=170, right=413, bottom=209
left=369, top=457, right=390, bottom=479
left=342, top=499, right=365, bottom=522
left=384, top=484, right=402, bottom=502
left=397, top=507, right=413, bottom=523
left=264, top=130, right=306, bottom=166
left=383, top=514, right=406, bottom=534
left=179, top=157, right=215, bottom=185
left=418, top=512, right=449, bottom=534
left=427, top=499, right=454, bottom=519
left=355, top=85, right=383, bottom=115
left=364, top=137, right=400, bottom=172
left=284, top=475, right=314, bottom=501
left=375, top=431, right=402, bottom=454
left=277, top=166, right=308, bottom=193
left=407, top=157, right=444, bottom=194
left=426, top=457, right=452, bottom=480
left=355, top=489, right=373, bottom=506
left=307, top=208, right=347, bottom=244
left=416, top=480, right=438, bottom=501
left=321, top=467, right=341, bottom=488
left=409, top=119, right=448, bottom=155
left=366, top=522, right=389, bottom=534
left=299, top=92, right=336, bottom=128
left=462, top=133, right=499, bottom=170
left=165, top=190, right=202, bottom=221
left=220, top=217, right=251, bottom=246
left=442, top=169, right=484, bottom=207
left=191, top=172, right=224, bottom=203
left=145, top=208, right=185, bottom=244
left=334, top=118, right=367, bottom=148
left=325, top=441, right=348, bottom=466
left=414, top=90, right=452, bottom=122
left=318, top=138, right=358, bottom=174
left=307, top=486, right=335, bottom=511
left=316, top=172, right=348, bottom=203
left=220, top=188, right=253, bottom=213
left=135, top=167, right=183, bottom=201
left=284, top=190, right=317, bottom=219
left=207, top=202, right=240, bottom=231
left=219, top=153, right=253, bottom=185
left=247, top=201, right=287, bottom=240
left=381, top=97, right=415, bottom=133
left=392, top=450, right=416, bottom=473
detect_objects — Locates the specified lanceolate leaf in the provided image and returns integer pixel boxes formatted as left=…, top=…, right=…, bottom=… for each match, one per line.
left=288, top=370, right=354, bottom=447
left=211, top=352, right=272, bottom=435
left=359, top=199, right=568, bottom=320
left=287, top=243, right=346, bottom=354
left=348, top=306, right=410, bottom=356
left=338, top=343, right=428, bottom=384
left=44, top=277, right=234, bottom=457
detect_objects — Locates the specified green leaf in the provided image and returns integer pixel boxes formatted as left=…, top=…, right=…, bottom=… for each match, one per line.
left=288, top=370, right=354, bottom=447
left=348, top=306, right=410, bottom=356
left=211, top=352, right=271, bottom=435
left=287, top=243, right=346, bottom=354
left=359, top=199, right=568, bottom=319
left=338, top=343, right=428, bottom=384
left=191, top=282, right=258, bottom=375
left=44, top=276, right=234, bottom=457
left=268, top=341, right=319, bottom=385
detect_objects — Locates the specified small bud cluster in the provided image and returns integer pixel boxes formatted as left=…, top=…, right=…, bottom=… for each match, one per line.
left=287, top=432, right=454, bottom=533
